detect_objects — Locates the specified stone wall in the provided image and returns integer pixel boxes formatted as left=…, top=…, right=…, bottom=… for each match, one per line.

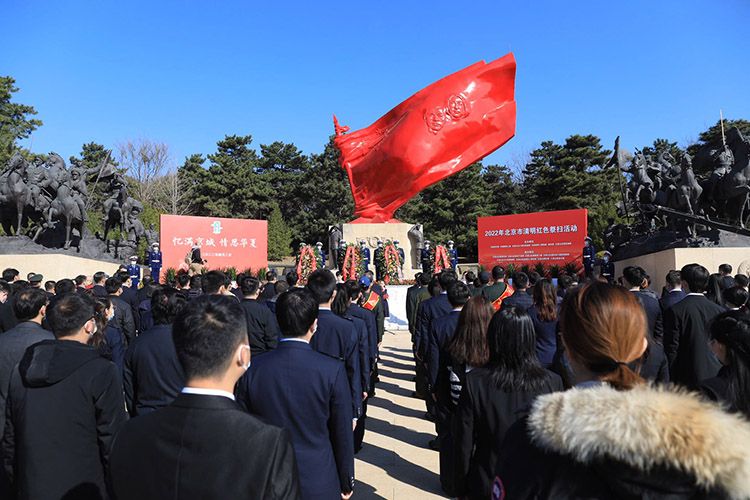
left=0, top=253, right=125, bottom=282
left=615, top=247, right=750, bottom=292
left=341, top=222, right=421, bottom=280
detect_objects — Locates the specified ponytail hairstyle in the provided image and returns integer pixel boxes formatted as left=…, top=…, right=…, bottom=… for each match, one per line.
left=560, top=282, right=646, bottom=390
left=709, top=311, right=750, bottom=417
left=91, top=296, right=112, bottom=348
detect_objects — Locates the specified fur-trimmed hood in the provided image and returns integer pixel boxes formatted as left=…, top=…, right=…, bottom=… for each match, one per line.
left=528, top=384, right=750, bottom=499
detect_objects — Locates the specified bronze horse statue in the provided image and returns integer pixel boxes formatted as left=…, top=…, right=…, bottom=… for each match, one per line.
left=712, top=128, right=750, bottom=228
left=45, top=183, right=85, bottom=250
left=0, top=154, right=31, bottom=235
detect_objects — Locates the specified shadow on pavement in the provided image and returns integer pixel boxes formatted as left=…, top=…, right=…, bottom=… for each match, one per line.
left=368, top=395, right=426, bottom=420
left=378, top=358, right=415, bottom=373
left=357, top=442, right=444, bottom=497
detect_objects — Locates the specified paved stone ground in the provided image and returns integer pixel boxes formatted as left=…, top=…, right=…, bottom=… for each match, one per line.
left=354, top=330, right=448, bottom=499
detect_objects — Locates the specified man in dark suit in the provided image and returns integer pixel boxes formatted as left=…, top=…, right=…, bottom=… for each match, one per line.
left=106, top=276, right=136, bottom=346
left=664, top=263, right=726, bottom=389
left=0, top=288, right=54, bottom=439
left=623, top=266, right=664, bottom=343
left=661, top=270, right=687, bottom=310
left=428, top=282, right=468, bottom=395
left=307, top=270, right=362, bottom=424
left=237, top=288, right=355, bottom=500
left=719, top=263, right=736, bottom=290
left=109, top=295, right=299, bottom=500
left=239, top=276, right=280, bottom=356
left=257, top=271, right=278, bottom=303
left=501, top=272, right=533, bottom=312
left=91, top=271, right=108, bottom=297
left=416, top=270, right=457, bottom=419
left=0, top=280, right=25, bottom=334
left=123, top=288, right=186, bottom=417
left=116, top=270, right=141, bottom=333
left=406, top=272, right=425, bottom=337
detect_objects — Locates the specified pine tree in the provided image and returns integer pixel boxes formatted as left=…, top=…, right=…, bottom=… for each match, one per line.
left=267, top=202, right=292, bottom=261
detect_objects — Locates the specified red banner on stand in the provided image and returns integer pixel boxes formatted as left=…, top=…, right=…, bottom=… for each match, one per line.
left=477, top=209, right=588, bottom=269
left=160, top=215, right=268, bottom=271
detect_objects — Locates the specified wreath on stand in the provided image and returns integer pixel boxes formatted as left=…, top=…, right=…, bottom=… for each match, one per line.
left=296, top=244, right=318, bottom=284
left=341, top=244, right=364, bottom=281
left=383, top=241, right=403, bottom=284
left=433, top=244, right=451, bottom=274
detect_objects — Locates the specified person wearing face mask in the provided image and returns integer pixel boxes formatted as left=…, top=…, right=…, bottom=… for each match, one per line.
left=316, top=241, right=327, bottom=270
left=599, top=250, right=614, bottom=283
left=582, top=236, right=596, bottom=278
left=421, top=240, right=434, bottom=275
left=359, top=240, right=371, bottom=272
left=447, top=240, right=458, bottom=270
left=92, top=296, right=126, bottom=376
left=2, top=292, right=127, bottom=500
left=374, top=240, right=386, bottom=281
left=109, top=295, right=299, bottom=500
left=237, top=288, right=355, bottom=500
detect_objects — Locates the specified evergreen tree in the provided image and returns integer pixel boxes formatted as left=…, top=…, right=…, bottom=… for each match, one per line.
left=522, top=134, right=619, bottom=248
left=267, top=202, right=292, bottom=261
left=287, top=137, right=354, bottom=247
left=396, top=163, right=497, bottom=259
left=0, top=76, right=42, bottom=165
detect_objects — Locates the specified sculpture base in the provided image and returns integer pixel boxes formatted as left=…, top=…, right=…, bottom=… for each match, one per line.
left=0, top=251, right=127, bottom=282
left=340, top=222, right=422, bottom=279
left=615, top=244, right=750, bottom=293
left=0, top=235, right=139, bottom=262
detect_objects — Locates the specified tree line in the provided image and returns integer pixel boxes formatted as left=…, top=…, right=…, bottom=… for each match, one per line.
left=2, top=75, right=748, bottom=261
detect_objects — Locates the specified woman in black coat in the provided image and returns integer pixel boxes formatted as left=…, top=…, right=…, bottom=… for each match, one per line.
left=526, top=279, right=559, bottom=369
left=701, top=310, right=750, bottom=417
left=452, top=306, right=562, bottom=500
left=495, top=283, right=750, bottom=499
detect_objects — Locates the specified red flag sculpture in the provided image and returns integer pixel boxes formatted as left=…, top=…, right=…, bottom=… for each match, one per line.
left=334, top=53, right=516, bottom=223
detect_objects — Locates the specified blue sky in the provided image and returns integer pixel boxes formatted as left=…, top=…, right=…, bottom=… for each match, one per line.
left=3, top=0, right=749, bottom=174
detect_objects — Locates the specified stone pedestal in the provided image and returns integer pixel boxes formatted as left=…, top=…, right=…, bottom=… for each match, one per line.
left=615, top=246, right=750, bottom=293
left=335, top=222, right=423, bottom=280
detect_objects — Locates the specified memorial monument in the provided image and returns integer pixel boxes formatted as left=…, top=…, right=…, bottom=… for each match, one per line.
left=605, top=128, right=750, bottom=290
left=0, top=151, right=155, bottom=262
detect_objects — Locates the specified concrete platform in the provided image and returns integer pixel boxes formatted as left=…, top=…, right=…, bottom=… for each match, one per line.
left=356, top=331, right=446, bottom=499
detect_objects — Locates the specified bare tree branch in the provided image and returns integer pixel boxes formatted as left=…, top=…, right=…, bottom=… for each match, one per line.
left=116, top=138, right=170, bottom=205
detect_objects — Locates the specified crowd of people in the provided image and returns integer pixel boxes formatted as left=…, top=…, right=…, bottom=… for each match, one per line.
left=0, top=258, right=749, bottom=499
left=408, top=262, right=750, bottom=499
left=0, top=266, right=387, bottom=500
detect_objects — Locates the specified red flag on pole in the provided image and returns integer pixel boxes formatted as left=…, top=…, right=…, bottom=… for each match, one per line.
left=334, top=53, right=517, bottom=223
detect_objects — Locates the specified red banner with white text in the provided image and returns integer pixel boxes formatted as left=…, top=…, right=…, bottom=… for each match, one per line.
left=160, top=215, right=268, bottom=272
left=477, top=209, right=588, bottom=269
